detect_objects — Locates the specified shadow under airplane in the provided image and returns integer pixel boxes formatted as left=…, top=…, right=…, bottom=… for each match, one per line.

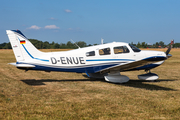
left=21, top=78, right=177, bottom=91
left=121, top=79, right=176, bottom=91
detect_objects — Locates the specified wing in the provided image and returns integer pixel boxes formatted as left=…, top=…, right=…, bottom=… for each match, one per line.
left=96, top=56, right=167, bottom=74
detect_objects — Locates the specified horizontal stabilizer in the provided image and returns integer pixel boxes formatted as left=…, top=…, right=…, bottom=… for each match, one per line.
left=9, top=63, right=35, bottom=68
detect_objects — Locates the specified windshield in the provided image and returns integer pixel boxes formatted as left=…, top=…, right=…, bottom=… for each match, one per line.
left=129, top=44, right=141, bottom=52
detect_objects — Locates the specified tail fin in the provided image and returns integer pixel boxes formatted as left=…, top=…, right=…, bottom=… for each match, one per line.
left=6, top=30, right=43, bottom=62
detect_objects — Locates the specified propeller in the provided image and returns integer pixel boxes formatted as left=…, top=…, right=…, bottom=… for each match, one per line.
left=165, top=44, right=172, bottom=58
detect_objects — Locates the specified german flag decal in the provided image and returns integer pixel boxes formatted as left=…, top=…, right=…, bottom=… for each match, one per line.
left=20, top=40, right=26, bottom=44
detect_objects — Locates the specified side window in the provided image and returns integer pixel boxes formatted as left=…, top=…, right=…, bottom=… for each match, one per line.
left=99, top=48, right=111, bottom=55
left=86, top=51, right=95, bottom=57
left=123, top=46, right=130, bottom=53
left=114, top=46, right=129, bottom=54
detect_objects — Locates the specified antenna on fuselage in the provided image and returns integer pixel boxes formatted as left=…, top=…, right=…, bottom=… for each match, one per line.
left=71, top=39, right=80, bottom=49
left=101, top=38, right=104, bottom=44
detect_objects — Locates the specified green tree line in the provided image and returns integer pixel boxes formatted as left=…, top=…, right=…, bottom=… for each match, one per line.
left=0, top=39, right=90, bottom=49
left=131, top=41, right=180, bottom=48
left=0, top=39, right=180, bottom=49
left=29, top=39, right=89, bottom=49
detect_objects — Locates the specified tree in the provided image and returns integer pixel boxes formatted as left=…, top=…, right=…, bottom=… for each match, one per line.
left=155, top=42, right=159, bottom=48
left=43, top=41, right=50, bottom=49
left=76, top=41, right=87, bottom=48
left=54, top=43, right=60, bottom=49
left=136, top=42, right=142, bottom=48
left=0, top=42, right=8, bottom=49
left=173, top=43, right=180, bottom=48
left=66, top=41, right=75, bottom=49
left=3, top=42, right=11, bottom=49
left=59, top=43, right=67, bottom=49
left=141, top=42, right=147, bottom=48
left=159, top=41, right=165, bottom=48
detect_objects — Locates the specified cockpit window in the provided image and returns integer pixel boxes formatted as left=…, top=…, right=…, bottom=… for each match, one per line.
left=99, top=48, right=111, bottom=55
left=129, top=44, right=141, bottom=52
left=114, top=46, right=129, bottom=54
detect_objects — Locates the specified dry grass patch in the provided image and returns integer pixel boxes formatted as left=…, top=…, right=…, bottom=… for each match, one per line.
left=0, top=49, right=180, bottom=119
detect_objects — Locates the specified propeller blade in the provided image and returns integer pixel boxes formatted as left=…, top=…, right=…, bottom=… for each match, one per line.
left=165, top=45, right=172, bottom=55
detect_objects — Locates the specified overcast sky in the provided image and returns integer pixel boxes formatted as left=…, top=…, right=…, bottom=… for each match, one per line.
left=1, top=0, right=180, bottom=45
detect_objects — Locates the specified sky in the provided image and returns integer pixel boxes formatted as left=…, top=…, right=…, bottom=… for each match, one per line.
left=1, top=0, right=180, bottom=45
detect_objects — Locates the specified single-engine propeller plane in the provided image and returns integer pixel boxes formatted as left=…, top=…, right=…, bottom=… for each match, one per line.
left=6, top=30, right=172, bottom=83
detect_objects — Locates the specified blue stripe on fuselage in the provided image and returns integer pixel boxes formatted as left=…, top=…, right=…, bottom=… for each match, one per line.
left=86, top=59, right=135, bottom=62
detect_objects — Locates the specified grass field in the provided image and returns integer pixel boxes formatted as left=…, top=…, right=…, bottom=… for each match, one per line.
left=0, top=48, right=180, bottom=120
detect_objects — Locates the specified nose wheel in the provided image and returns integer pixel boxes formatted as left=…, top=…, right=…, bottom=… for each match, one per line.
left=145, top=69, right=151, bottom=73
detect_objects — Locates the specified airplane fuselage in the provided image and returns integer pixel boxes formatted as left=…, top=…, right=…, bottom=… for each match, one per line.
left=16, top=42, right=167, bottom=73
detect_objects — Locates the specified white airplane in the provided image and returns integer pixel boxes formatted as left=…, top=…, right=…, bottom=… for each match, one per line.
left=6, top=30, right=172, bottom=83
